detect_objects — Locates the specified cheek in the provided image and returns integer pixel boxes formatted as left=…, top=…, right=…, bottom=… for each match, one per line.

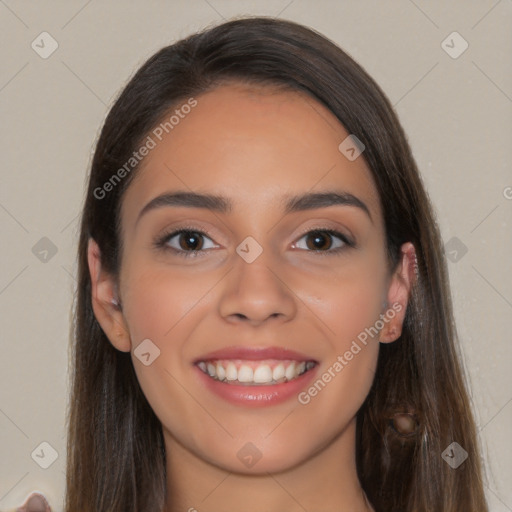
left=331, top=272, right=386, bottom=343
left=119, top=264, right=217, bottom=440
left=119, top=262, right=210, bottom=346
left=296, top=251, right=388, bottom=403
left=304, top=253, right=389, bottom=349
left=294, top=271, right=386, bottom=439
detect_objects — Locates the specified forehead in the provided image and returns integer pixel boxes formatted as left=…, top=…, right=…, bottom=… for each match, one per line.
left=120, top=83, right=382, bottom=227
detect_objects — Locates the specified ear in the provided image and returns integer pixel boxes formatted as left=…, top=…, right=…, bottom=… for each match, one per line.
left=87, top=238, right=131, bottom=352
left=378, top=242, right=418, bottom=343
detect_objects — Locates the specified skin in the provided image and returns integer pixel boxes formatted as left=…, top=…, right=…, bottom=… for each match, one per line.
left=88, top=83, right=417, bottom=512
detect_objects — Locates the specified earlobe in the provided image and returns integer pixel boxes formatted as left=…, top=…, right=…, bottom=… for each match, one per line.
left=379, top=242, right=418, bottom=343
left=87, top=238, right=131, bottom=352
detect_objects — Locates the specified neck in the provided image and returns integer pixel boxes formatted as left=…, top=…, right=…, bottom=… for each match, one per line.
left=164, top=418, right=373, bottom=512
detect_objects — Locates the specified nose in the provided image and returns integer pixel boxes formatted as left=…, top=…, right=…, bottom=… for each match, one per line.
left=218, top=250, right=297, bottom=326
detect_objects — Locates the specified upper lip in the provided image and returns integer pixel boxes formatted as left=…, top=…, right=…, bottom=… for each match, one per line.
left=194, top=346, right=317, bottom=363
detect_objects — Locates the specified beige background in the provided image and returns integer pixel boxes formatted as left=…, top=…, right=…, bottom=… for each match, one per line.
left=1, top=1, right=511, bottom=511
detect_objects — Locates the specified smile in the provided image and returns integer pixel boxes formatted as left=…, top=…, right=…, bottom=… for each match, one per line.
left=196, top=359, right=317, bottom=386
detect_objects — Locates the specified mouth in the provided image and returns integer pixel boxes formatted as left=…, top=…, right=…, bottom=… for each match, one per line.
left=196, top=359, right=317, bottom=386
left=193, top=346, right=319, bottom=406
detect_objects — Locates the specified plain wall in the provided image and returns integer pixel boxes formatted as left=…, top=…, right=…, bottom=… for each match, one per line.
left=0, top=1, right=510, bottom=510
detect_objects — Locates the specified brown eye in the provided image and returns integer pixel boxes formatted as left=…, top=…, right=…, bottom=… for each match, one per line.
left=294, top=229, right=351, bottom=253
left=305, top=231, right=334, bottom=250
left=157, top=228, right=218, bottom=258
left=176, top=231, right=205, bottom=251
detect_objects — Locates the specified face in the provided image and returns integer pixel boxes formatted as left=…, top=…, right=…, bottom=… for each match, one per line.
left=89, top=83, right=415, bottom=474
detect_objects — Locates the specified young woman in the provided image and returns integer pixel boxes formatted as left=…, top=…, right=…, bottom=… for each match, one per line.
left=65, top=17, right=488, bottom=512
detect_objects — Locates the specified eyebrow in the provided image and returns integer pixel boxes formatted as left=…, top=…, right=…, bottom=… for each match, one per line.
left=136, top=190, right=372, bottom=225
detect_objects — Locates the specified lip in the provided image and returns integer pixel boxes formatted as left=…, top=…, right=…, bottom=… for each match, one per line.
left=194, top=346, right=316, bottom=363
left=194, top=358, right=319, bottom=408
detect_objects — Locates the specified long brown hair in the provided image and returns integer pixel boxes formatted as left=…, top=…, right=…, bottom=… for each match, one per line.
left=65, top=16, right=488, bottom=511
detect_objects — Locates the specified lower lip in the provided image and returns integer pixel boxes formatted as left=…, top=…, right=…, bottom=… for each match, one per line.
left=194, top=364, right=318, bottom=407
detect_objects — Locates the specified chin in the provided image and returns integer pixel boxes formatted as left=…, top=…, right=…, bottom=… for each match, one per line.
left=198, top=437, right=314, bottom=475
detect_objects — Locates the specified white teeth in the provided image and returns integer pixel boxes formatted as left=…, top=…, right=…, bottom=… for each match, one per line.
left=207, top=363, right=216, bottom=377
left=216, top=362, right=226, bottom=381
left=253, top=364, right=273, bottom=383
left=198, top=359, right=315, bottom=385
left=272, top=363, right=285, bottom=381
left=238, top=365, right=254, bottom=383
left=225, top=362, right=238, bottom=381
left=285, top=362, right=296, bottom=381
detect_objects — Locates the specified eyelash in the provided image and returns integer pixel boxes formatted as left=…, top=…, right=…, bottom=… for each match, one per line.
left=154, top=225, right=355, bottom=259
